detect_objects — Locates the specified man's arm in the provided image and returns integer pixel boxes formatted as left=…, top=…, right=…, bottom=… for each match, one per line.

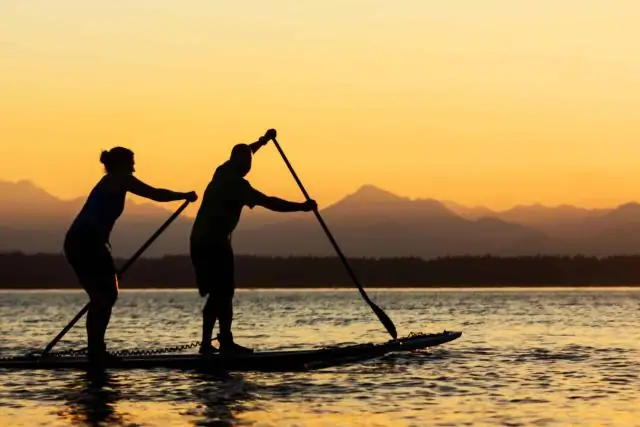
left=245, top=185, right=316, bottom=213
left=248, top=138, right=268, bottom=154
left=248, top=128, right=277, bottom=154
left=258, top=195, right=311, bottom=212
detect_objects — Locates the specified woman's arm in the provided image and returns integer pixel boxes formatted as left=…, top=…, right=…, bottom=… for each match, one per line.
left=125, top=176, right=196, bottom=202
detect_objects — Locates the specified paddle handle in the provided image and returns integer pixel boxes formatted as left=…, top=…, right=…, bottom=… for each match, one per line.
left=271, top=140, right=366, bottom=295
left=40, top=200, right=191, bottom=357
left=272, top=138, right=397, bottom=339
left=117, top=199, right=190, bottom=275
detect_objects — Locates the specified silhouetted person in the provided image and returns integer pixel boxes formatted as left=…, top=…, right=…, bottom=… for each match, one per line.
left=64, top=147, right=197, bottom=364
left=190, top=129, right=317, bottom=354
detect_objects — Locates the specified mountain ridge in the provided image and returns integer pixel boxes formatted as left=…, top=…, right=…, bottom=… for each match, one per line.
left=2, top=179, right=640, bottom=258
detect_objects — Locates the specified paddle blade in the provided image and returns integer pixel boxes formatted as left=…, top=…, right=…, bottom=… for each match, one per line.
left=370, top=302, right=398, bottom=340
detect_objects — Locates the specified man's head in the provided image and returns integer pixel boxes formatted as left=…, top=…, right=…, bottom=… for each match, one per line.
left=230, top=143, right=253, bottom=177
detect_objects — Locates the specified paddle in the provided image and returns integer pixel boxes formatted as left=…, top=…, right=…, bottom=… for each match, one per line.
left=271, top=138, right=398, bottom=340
left=38, top=200, right=191, bottom=358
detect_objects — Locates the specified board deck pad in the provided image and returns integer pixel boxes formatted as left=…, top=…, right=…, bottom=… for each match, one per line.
left=0, top=331, right=462, bottom=372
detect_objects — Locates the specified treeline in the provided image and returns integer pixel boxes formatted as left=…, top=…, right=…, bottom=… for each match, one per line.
left=1, top=252, right=640, bottom=289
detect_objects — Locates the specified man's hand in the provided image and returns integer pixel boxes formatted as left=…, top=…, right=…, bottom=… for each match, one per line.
left=184, top=191, right=198, bottom=202
left=251, top=129, right=277, bottom=153
left=264, top=128, right=277, bottom=141
left=301, top=199, right=318, bottom=212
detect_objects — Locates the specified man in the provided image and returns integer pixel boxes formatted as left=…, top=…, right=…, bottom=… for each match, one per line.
left=190, top=128, right=317, bottom=355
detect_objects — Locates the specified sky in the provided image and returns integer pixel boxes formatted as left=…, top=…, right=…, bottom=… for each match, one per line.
left=1, top=1, right=640, bottom=211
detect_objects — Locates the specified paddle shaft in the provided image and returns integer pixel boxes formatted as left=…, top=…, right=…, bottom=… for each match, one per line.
left=40, top=200, right=191, bottom=357
left=271, top=138, right=398, bottom=339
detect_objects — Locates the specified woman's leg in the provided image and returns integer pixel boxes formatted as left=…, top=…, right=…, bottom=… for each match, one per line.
left=64, top=236, right=118, bottom=357
left=90, top=244, right=118, bottom=355
left=88, top=274, right=118, bottom=355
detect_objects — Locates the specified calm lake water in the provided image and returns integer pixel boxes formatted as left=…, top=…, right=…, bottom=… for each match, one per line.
left=0, top=288, right=639, bottom=426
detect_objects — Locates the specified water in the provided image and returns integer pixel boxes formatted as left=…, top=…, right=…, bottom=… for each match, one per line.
left=1, top=288, right=639, bottom=426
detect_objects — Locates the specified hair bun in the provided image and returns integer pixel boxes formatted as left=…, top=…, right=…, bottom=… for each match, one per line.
left=99, top=150, right=110, bottom=165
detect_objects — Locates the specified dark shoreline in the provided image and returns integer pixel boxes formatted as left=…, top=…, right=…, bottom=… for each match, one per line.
left=2, top=252, right=640, bottom=288
left=1, top=285, right=638, bottom=291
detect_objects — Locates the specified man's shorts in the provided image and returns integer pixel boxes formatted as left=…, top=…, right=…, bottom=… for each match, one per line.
left=190, top=237, right=235, bottom=299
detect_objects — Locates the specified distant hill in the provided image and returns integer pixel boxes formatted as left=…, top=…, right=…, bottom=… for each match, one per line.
left=231, top=185, right=552, bottom=258
left=441, top=200, right=497, bottom=220
left=2, top=179, right=640, bottom=258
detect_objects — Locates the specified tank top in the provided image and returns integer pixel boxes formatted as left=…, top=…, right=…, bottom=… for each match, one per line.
left=67, top=175, right=127, bottom=244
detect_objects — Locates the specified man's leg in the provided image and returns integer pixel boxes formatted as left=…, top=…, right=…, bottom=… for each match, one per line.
left=217, top=240, right=253, bottom=354
left=216, top=293, right=233, bottom=347
left=200, top=295, right=218, bottom=353
left=217, top=295, right=252, bottom=353
left=191, top=240, right=219, bottom=353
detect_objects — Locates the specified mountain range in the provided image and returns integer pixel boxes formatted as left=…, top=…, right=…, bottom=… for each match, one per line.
left=2, top=179, right=640, bottom=258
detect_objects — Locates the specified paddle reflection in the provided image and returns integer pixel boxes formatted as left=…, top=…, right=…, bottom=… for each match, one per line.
left=56, top=368, right=130, bottom=426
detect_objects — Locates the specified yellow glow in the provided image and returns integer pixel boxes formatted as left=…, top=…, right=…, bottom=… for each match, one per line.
left=2, top=393, right=639, bottom=427
left=2, top=1, right=640, bottom=212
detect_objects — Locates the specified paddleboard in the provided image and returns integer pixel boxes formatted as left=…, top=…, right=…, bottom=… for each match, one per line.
left=0, top=330, right=462, bottom=372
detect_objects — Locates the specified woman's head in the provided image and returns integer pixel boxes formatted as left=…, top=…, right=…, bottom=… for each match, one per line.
left=100, top=147, right=135, bottom=174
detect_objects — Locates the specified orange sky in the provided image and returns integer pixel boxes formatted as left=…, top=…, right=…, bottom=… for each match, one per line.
left=2, top=1, right=640, bottom=212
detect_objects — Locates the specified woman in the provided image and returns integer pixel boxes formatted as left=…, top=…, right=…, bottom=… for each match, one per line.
left=64, top=146, right=197, bottom=363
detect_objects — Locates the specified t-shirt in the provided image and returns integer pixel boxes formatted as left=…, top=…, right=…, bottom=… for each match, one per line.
left=190, top=161, right=266, bottom=242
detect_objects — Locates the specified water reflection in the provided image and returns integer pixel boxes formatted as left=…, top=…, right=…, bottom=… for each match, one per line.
left=56, top=369, right=130, bottom=426
left=54, top=369, right=255, bottom=426
left=189, top=373, right=253, bottom=426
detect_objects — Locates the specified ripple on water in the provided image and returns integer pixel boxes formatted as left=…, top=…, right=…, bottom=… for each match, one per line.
left=1, top=289, right=639, bottom=426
